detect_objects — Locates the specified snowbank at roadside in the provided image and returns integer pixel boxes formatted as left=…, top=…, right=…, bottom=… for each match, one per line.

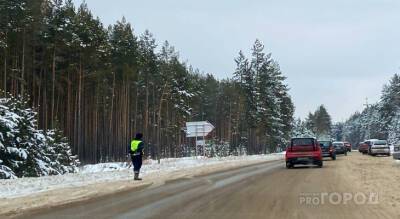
left=0, top=153, right=284, bottom=199
left=79, top=153, right=286, bottom=174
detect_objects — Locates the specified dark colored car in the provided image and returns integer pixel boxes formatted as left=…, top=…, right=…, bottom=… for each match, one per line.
left=393, top=145, right=400, bottom=159
left=359, top=142, right=369, bottom=154
left=344, top=142, right=352, bottom=152
left=319, top=140, right=336, bottom=160
left=286, top=138, right=323, bottom=168
left=333, top=142, right=347, bottom=156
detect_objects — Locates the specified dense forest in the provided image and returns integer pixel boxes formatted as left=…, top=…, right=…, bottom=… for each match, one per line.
left=337, top=74, right=400, bottom=147
left=292, top=74, right=400, bottom=148
left=0, top=0, right=295, bottom=163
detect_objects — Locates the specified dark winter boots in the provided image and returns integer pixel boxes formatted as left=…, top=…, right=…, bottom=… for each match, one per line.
left=134, top=172, right=142, bottom=181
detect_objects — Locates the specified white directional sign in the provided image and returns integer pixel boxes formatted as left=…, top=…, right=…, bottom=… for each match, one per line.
left=185, top=121, right=215, bottom=137
left=196, top=140, right=206, bottom=146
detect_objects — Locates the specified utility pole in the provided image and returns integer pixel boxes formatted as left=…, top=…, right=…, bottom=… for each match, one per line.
left=363, top=97, right=370, bottom=109
left=364, top=97, right=371, bottom=139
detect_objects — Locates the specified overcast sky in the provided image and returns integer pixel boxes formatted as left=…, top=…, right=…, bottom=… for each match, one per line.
left=74, top=0, right=400, bottom=122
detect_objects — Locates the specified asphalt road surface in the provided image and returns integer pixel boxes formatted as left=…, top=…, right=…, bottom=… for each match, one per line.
left=17, top=154, right=395, bottom=219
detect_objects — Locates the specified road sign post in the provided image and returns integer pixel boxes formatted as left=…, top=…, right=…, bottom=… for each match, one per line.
left=185, top=121, right=215, bottom=157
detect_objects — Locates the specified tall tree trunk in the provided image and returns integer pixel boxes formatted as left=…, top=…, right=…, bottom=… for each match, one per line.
left=109, top=72, right=115, bottom=160
left=37, top=69, right=42, bottom=130
left=51, top=46, right=56, bottom=128
left=144, top=72, right=149, bottom=158
left=21, top=28, right=25, bottom=95
left=77, top=56, right=83, bottom=158
left=133, top=82, right=138, bottom=133
left=31, top=47, right=36, bottom=108
left=152, top=84, right=156, bottom=159
left=125, top=82, right=129, bottom=156
left=3, top=47, right=6, bottom=96
left=67, top=72, right=71, bottom=138
left=157, top=83, right=168, bottom=163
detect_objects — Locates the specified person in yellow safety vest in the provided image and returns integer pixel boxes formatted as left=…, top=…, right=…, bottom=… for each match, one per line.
left=130, top=133, right=144, bottom=180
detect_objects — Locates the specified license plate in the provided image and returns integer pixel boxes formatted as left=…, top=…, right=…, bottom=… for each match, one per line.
left=297, top=157, right=309, bottom=161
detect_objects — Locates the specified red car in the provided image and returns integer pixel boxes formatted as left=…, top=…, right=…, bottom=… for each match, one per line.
left=344, top=142, right=352, bottom=152
left=358, top=142, right=368, bottom=154
left=286, top=138, right=323, bottom=168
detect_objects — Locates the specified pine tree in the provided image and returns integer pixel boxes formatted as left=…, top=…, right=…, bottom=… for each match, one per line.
left=44, top=128, right=79, bottom=174
left=0, top=93, right=78, bottom=179
left=381, top=74, right=400, bottom=126
left=331, top=122, right=344, bottom=141
left=313, top=105, right=332, bottom=138
left=303, top=105, right=332, bottom=139
left=291, top=118, right=315, bottom=138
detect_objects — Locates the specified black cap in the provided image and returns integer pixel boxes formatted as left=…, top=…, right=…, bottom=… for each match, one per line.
left=135, top=133, right=143, bottom=140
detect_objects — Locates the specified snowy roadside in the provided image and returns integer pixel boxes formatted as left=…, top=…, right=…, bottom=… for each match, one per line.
left=0, top=153, right=284, bottom=216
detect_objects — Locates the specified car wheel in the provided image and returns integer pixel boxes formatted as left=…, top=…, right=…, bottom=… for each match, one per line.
left=286, top=162, right=292, bottom=169
left=344, top=152, right=347, bottom=156
left=318, top=162, right=323, bottom=168
left=332, top=155, right=336, bottom=160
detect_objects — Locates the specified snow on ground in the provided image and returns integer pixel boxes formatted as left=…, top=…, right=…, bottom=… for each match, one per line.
left=0, top=153, right=284, bottom=199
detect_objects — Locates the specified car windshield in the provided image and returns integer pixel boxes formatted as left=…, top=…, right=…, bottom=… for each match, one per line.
left=292, top=138, right=314, bottom=146
left=374, top=140, right=387, bottom=145
left=319, top=141, right=331, bottom=147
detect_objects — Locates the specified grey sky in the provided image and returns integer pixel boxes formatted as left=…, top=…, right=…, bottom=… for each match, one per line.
left=74, top=0, right=400, bottom=122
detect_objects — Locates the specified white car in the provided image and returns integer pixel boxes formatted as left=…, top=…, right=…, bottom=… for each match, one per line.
left=366, top=139, right=390, bottom=156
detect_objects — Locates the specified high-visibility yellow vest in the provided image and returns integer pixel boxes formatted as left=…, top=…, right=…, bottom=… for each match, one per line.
left=131, top=140, right=142, bottom=152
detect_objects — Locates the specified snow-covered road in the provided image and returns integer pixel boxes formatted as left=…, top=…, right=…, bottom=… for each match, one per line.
left=15, top=152, right=400, bottom=219
left=0, top=153, right=284, bottom=217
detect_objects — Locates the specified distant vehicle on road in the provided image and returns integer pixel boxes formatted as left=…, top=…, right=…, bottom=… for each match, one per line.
left=286, top=138, right=323, bottom=168
left=319, top=140, right=336, bottom=160
left=344, top=142, right=352, bottom=152
left=358, top=142, right=369, bottom=154
left=366, top=139, right=390, bottom=156
left=333, top=142, right=347, bottom=156
left=393, top=145, right=400, bottom=159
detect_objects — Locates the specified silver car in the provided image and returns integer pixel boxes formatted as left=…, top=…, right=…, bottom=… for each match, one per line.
left=367, top=139, right=390, bottom=156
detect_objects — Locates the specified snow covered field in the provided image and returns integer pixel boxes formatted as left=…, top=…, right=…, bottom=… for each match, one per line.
left=0, top=153, right=284, bottom=201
